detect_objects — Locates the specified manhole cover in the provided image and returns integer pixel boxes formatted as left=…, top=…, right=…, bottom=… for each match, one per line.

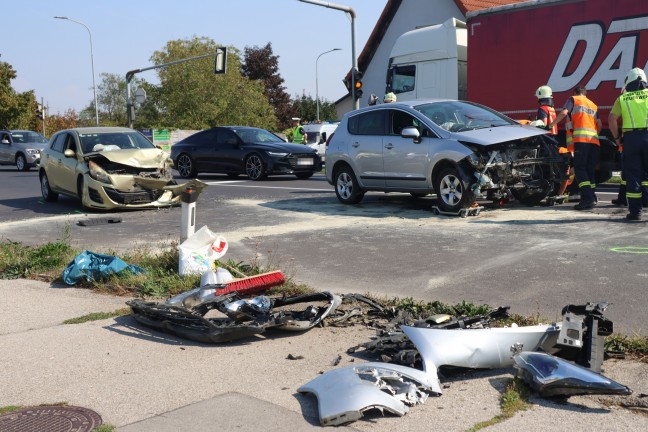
left=0, top=405, right=102, bottom=432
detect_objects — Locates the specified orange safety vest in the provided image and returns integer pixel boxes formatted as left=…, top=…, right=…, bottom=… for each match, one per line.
left=570, top=95, right=600, bottom=146
left=538, top=105, right=558, bottom=135
left=565, top=120, right=574, bottom=153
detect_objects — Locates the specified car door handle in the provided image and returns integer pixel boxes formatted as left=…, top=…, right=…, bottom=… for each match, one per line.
left=352, top=142, right=360, bottom=148
left=384, top=144, right=394, bottom=150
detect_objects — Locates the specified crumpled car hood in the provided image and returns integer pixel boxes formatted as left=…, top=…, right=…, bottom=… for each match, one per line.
left=84, top=148, right=171, bottom=168
left=450, top=124, right=549, bottom=146
left=298, top=362, right=435, bottom=426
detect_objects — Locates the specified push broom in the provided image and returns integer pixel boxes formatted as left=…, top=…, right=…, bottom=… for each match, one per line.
left=214, top=269, right=286, bottom=296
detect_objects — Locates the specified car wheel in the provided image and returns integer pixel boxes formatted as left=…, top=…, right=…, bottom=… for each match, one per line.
left=40, top=172, right=58, bottom=202
left=434, top=167, right=475, bottom=212
left=295, top=171, right=314, bottom=179
left=245, top=154, right=267, bottom=181
left=16, top=154, right=29, bottom=171
left=511, top=187, right=550, bottom=207
left=176, top=153, right=197, bottom=178
left=335, top=166, right=364, bottom=204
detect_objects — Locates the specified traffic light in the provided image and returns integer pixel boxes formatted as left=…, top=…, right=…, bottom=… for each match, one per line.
left=214, top=47, right=227, bottom=74
left=353, top=69, right=363, bottom=100
left=36, top=103, right=43, bottom=120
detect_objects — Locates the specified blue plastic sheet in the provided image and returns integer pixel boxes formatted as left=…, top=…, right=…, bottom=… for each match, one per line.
left=62, top=250, right=145, bottom=285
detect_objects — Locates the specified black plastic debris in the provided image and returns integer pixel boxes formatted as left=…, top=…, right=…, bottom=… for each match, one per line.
left=77, top=217, right=122, bottom=226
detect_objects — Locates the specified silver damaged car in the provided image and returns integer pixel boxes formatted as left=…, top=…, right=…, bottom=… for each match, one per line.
left=325, top=100, right=566, bottom=212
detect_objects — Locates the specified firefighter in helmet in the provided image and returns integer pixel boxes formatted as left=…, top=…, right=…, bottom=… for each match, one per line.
left=609, top=67, right=648, bottom=221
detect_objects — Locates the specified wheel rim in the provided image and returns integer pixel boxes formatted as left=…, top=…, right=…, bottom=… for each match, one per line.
left=177, top=155, right=192, bottom=177
left=41, top=174, right=50, bottom=199
left=439, top=174, right=463, bottom=206
left=246, top=155, right=263, bottom=180
left=336, top=172, right=353, bottom=199
left=16, top=156, right=25, bottom=170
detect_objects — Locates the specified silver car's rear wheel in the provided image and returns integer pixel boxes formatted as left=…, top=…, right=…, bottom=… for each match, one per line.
left=40, top=172, right=59, bottom=202
left=435, top=167, right=474, bottom=212
left=335, top=166, right=364, bottom=204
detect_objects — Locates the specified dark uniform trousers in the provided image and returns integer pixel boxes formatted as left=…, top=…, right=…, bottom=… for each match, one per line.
left=573, top=142, right=600, bottom=203
left=623, top=129, right=648, bottom=216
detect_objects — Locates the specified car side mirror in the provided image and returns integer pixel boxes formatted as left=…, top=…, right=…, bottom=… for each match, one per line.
left=401, top=127, right=421, bottom=143
left=63, top=149, right=76, bottom=158
left=321, top=132, right=327, bottom=143
left=1, top=139, right=10, bottom=145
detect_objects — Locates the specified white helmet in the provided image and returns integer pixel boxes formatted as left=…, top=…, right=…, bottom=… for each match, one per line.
left=535, top=85, right=552, bottom=99
left=624, top=68, right=647, bottom=88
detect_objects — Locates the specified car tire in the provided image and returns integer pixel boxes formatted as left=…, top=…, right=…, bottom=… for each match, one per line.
left=434, top=167, right=475, bottom=212
left=16, top=154, right=29, bottom=171
left=40, top=172, right=58, bottom=202
left=295, top=172, right=314, bottom=179
left=176, top=153, right=197, bottom=178
left=245, top=154, right=267, bottom=181
left=511, top=187, right=550, bottom=207
left=334, top=166, right=364, bottom=204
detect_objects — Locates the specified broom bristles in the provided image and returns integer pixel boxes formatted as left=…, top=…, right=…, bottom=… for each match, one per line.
left=215, top=270, right=285, bottom=296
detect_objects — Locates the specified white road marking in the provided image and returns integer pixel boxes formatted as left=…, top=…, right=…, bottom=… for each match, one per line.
left=202, top=181, right=329, bottom=192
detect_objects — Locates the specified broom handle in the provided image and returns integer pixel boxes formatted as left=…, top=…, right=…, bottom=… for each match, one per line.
left=219, top=262, right=247, bottom=279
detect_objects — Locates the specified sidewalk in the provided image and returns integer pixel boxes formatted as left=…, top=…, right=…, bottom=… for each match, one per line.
left=1, top=278, right=647, bottom=432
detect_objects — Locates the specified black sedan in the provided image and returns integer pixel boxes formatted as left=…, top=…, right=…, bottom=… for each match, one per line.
left=170, top=126, right=322, bottom=180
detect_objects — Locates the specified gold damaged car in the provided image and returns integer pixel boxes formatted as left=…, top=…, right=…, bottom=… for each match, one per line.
left=39, top=127, right=205, bottom=210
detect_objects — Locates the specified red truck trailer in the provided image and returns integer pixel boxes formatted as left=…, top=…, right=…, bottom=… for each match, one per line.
left=467, top=0, right=648, bottom=132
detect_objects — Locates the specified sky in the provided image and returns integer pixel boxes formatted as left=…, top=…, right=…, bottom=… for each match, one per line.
left=2, top=0, right=387, bottom=115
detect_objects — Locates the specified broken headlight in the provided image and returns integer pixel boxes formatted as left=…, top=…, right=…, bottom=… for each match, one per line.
left=88, top=160, right=112, bottom=184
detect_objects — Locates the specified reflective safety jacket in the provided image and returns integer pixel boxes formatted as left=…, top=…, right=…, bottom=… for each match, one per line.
left=617, top=89, right=648, bottom=130
left=538, top=105, right=557, bottom=135
left=571, top=95, right=600, bottom=146
left=293, top=126, right=305, bottom=144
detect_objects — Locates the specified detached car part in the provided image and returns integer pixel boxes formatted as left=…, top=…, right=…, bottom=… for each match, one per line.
left=298, top=362, right=435, bottom=426
left=401, top=324, right=561, bottom=393
left=514, top=351, right=632, bottom=397
left=127, top=291, right=341, bottom=343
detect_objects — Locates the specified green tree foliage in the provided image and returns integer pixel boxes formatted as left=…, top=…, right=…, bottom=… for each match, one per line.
left=241, top=42, right=293, bottom=130
left=0, top=62, right=39, bottom=130
left=150, top=36, right=278, bottom=131
left=79, top=73, right=148, bottom=127
left=291, top=93, right=337, bottom=123
left=39, top=109, right=78, bottom=138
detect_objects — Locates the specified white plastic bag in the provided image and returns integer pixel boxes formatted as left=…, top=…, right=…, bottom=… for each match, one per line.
left=200, top=267, right=234, bottom=286
left=178, top=226, right=228, bottom=276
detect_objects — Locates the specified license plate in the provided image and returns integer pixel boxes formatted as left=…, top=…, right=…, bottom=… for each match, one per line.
left=297, top=158, right=314, bottom=166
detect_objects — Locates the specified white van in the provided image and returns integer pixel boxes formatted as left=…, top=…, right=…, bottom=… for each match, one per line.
left=303, top=123, right=338, bottom=159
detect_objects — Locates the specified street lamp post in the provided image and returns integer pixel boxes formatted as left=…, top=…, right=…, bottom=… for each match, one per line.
left=54, top=16, right=99, bottom=126
left=316, top=48, right=342, bottom=122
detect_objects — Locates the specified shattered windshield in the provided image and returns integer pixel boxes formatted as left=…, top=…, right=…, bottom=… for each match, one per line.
left=414, top=101, right=514, bottom=132
left=80, top=132, right=156, bottom=153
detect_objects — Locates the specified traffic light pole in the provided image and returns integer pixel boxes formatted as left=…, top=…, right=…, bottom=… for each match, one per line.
left=41, top=97, right=46, bottom=137
left=298, top=1, right=359, bottom=110
left=126, top=51, right=224, bottom=128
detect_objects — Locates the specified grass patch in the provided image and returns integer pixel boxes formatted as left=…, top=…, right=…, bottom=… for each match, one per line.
left=92, top=425, right=115, bottom=432
left=0, top=405, right=22, bottom=415
left=468, top=378, right=531, bottom=431
left=63, top=308, right=131, bottom=324
left=0, top=240, right=76, bottom=280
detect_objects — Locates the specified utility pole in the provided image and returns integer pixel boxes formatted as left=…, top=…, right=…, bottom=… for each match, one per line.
left=41, top=97, right=46, bottom=137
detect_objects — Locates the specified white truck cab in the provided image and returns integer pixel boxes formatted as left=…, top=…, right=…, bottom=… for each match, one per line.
left=303, top=122, right=338, bottom=159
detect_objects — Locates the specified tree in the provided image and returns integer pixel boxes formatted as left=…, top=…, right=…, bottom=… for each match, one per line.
left=241, top=42, right=293, bottom=130
left=291, top=93, right=337, bottom=123
left=38, top=108, right=78, bottom=137
left=0, top=61, right=39, bottom=130
left=150, top=36, right=278, bottom=131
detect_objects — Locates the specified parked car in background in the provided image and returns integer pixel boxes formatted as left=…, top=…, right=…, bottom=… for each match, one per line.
left=325, top=99, right=567, bottom=212
left=0, top=130, right=48, bottom=171
left=303, top=122, right=338, bottom=160
left=171, top=126, right=322, bottom=180
left=39, top=127, right=203, bottom=210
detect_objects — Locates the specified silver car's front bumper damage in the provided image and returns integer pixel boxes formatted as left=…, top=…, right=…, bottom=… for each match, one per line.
left=514, top=351, right=632, bottom=397
left=401, top=324, right=561, bottom=394
left=298, top=362, right=435, bottom=426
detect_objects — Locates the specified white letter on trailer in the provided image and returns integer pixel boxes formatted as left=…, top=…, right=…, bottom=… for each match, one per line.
left=548, top=23, right=603, bottom=92
left=586, top=36, right=637, bottom=90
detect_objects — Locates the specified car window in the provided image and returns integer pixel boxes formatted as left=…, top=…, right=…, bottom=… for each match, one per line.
left=217, top=128, right=239, bottom=145
left=51, top=134, right=67, bottom=153
left=390, top=64, right=416, bottom=94
left=187, top=129, right=219, bottom=145
left=64, top=134, right=78, bottom=153
left=389, top=110, right=421, bottom=135
left=414, top=101, right=514, bottom=132
left=233, top=128, right=282, bottom=144
left=80, top=132, right=155, bottom=153
left=0, top=132, right=10, bottom=143
left=348, top=110, right=386, bottom=135
left=11, top=131, right=47, bottom=143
